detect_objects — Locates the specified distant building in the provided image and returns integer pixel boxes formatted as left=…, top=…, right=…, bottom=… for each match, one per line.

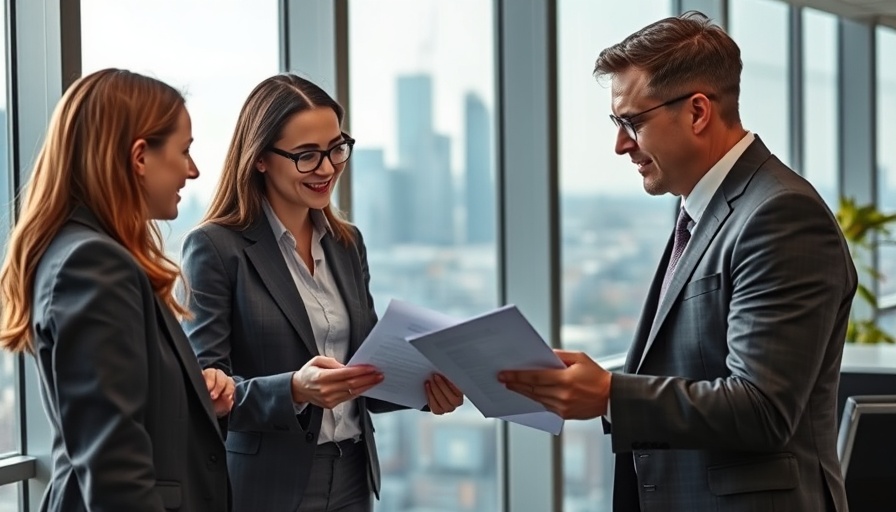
left=463, top=93, right=494, bottom=244
left=397, top=74, right=454, bottom=245
left=351, top=148, right=392, bottom=247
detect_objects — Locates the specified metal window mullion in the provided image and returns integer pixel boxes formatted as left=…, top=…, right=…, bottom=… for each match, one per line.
left=497, top=1, right=561, bottom=511
left=839, top=18, right=877, bottom=312
left=281, top=0, right=351, bottom=216
left=789, top=4, right=804, bottom=174
left=14, top=0, right=74, bottom=509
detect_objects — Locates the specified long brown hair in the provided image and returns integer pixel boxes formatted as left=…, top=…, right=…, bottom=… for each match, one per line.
left=594, top=11, right=742, bottom=126
left=0, top=68, right=189, bottom=353
left=203, top=73, right=356, bottom=243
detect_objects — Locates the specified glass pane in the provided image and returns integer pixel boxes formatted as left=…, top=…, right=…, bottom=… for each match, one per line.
left=880, top=308, right=896, bottom=336
left=0, top=0, right=17, bottom=461
left=877, top=26, right=896, bottom=300
left=348, top=1, right=499, bottom=511
left=802, top=8, right=839, bottom=209
left=80, top=0, right=280, bottom=261
left=558, top=1, right=672, bottom=511
left=0, top=483, right=19, bottom=512
left=0, top=353, right=13, bottom=458
left=729, top=0, right=791, bottom=166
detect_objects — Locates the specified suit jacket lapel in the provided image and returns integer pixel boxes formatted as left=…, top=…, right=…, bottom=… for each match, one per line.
left=154, top=298, right=223, bottom=439
left=242, top=217, right=319, bottom=357
left=322, top=234, right=365, bottom=356
left=635, top=137, right=773, bottom=373
left=636, top=199, right=730, bottom=371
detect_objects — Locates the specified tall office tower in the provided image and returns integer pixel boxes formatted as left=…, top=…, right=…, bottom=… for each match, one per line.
left=418, top=134, right=453, bottom=245
left=463, top=93, right=494, bottom=244
left=396, top=74, right=455, bottom=245
left=351, top=148, right=392, bottom=247
left=397, top=74, right=434, bottom=171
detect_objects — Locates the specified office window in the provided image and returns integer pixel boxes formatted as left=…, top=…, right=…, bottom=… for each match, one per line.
left=558, top=1, right=672, bottom=510
left=729, top=0, right=791, bottom=165
left=877, top=26, right=896, bottom=300
left=880, top=309, right=896, bottom=336
left=348, top=2, right=498, bottom=511
left=802, top=8, right=839, bottom=209
left=0, top=0, right=20, bottom=507
left=80, top=0, right=279, bottom=259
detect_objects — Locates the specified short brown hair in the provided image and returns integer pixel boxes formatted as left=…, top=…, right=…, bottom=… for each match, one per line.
left=594, top=11, right=742, bottom=125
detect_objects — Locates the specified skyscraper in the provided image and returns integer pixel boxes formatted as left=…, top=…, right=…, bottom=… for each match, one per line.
left=463, top=93, right=494, bottom=244
left=396, top=74, right=454, bottom=245
left=351, top=148, right=392, bottom=248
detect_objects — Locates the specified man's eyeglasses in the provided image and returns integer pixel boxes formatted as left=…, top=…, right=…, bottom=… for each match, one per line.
left=609, top=92, right=701, bottom=142
left=266, top=133, right=355, bottom=174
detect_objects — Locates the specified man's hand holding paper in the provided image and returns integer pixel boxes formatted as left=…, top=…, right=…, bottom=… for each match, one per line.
left=498, top=350, right=612, bottom=420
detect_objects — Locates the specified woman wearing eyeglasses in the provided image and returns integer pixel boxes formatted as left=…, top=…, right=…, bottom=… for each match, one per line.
left=179, top=73, right=464, bottom=512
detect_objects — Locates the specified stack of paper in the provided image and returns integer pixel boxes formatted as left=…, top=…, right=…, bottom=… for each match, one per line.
left=347, top=299, right=565, bottom=435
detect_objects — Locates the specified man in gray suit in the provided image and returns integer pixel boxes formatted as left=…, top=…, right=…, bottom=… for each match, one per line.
left=500, top=11, right=856, bottom=512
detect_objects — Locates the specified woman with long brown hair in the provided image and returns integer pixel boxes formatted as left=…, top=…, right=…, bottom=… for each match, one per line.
left=179, top=73, right=464, bottom=512
left=0, top=68, right=232, bottom=511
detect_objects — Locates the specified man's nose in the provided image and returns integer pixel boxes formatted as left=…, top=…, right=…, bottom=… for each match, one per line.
left=614, top=127, right=637, bottom=155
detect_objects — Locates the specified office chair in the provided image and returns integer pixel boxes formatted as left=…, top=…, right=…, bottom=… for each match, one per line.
left=837, top=395, right=896, bottom=511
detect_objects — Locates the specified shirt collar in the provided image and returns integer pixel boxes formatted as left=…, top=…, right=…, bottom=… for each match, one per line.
left=261, top=198, right=333, bottom=242
left=682, top=131, right=755, bottom=224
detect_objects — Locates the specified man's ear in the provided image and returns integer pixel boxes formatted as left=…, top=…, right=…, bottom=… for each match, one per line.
left=131, top=139, right=148, bottom=177
left=690, top=94, right=712, bottom=135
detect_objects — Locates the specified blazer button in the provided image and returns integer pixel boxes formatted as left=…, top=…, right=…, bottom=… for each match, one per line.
left=208, top=454, right=218, bottom=464
left=305, top=432, right=315, bottom=442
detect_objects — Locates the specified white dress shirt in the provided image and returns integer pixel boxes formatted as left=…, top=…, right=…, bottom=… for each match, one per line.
left=262, top=199, right=362, bottom=444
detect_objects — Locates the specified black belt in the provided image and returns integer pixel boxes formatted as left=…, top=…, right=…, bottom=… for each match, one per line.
left=315, top=437, right=363, bottom=458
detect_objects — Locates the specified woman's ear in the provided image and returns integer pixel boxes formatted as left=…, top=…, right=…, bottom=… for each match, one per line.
left=255, top=157, right=266, bottom=173
left=131, top=139, right=148, bottom=176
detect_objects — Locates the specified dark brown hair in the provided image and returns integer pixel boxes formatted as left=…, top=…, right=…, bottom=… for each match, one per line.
left=203, top=74, right=356, bottom=244
left=594, top=11, right=742, bottom=125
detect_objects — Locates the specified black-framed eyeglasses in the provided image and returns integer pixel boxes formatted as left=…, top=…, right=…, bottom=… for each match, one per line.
left=609, top=92, right=701, bottom=142
left=266, top=133, right=355, bottom=174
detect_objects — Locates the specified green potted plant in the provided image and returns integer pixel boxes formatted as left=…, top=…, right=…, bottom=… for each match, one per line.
left=836, top=196, right=896, bottom=344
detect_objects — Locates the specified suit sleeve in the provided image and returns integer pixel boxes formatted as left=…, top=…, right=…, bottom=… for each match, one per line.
left=40, top=239, right=166, bottom=511
left=180, top=228, right=304, bottom=433
left=609, top=190, right=856, bottom=451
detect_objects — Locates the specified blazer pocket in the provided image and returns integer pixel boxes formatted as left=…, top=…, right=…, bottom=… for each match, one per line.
left=226, top=430, right=261, bottom=455
left=682, top=273, right=721, bottom=300
left=707, top=453, right=799, bottom=496
left=155, top=480, right=182, bottom=509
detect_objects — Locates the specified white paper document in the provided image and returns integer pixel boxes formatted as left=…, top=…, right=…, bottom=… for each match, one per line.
left=347, top=300, right=457, bottom=409
left=407, top=304, right=566, bottom=434
left=349, top=300, right=565, bottom=435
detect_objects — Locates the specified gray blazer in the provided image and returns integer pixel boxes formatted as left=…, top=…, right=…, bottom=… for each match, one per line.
left=32, top=207, right=229, bottom=512
left=606, top=138, right=857, bottom=512
left=180, top=216, right=403, bottom=512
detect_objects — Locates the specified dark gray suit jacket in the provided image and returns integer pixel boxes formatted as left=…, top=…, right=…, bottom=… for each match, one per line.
left=31, top=207, right=229, bottom=512
left=180, top=216, right=403, bottom=512
left=607, top=138, right=856, bottom=512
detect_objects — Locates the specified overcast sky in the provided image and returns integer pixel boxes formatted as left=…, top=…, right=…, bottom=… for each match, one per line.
left=76, top=0, right=896, bottom=202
